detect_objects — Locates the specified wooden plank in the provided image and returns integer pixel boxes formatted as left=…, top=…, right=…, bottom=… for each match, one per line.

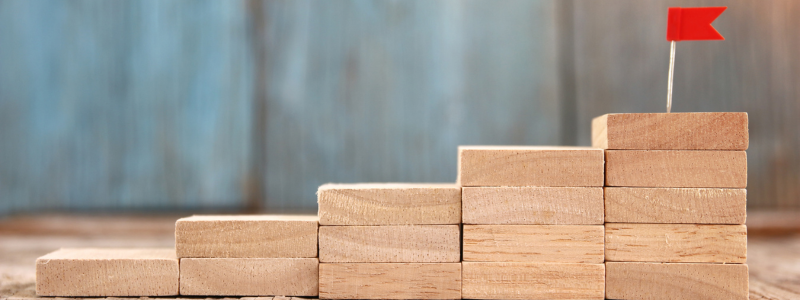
left=463, top=225, right=604, bottom=263
left=606, top=262, right=749, bottom=300
left=458, top=146, right=604, bottom=187
left=319, top=263, right=461, bottom=299
left=462, top=187, right=603, bottom=224
left=35, top=248, right=178, bottom=296
left=461, top=262, right=605, bottom=300
left=591, top=112, right=749, bottom=150
left=605, top=224, right=747, bottom=263
left=316, top=183, right=460, bottom=225
left=318, top=225, right=459, bottom=263
left=605, top=150, right=747, bottom=188
left=179, top=258, right=318, bottom=296
left=605, top=187, right=747, bottom=224
left=175, top=215, right=318, bottom=258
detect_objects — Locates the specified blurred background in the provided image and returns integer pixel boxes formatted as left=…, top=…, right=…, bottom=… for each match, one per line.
left=0, top=0, right=798, bottom=216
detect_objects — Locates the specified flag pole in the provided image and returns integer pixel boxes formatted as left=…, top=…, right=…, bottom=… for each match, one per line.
left=666, top=40, right=676, bottom=113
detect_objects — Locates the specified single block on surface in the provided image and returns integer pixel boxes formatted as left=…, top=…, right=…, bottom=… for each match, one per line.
left=605, top=150, right=747, bottom=188
left=319, top=263, right=461, bottom=299
left=606, top=262, right=749, bottom=300
left=317, top=183, right=460, bottom=225
left=605, top=224, right=747, bottom=263
left=462, top=187, right=603, bottom=224
left=175, top=215, right=318, bottom=258
left=179, top=258, right=318, bottom=296
left=592, top=112, right=749, bottom=150
left=458, top=146, right=604, bottom=187
left=35, top=248, right=178, bottom=297
left=605, top=187, right=747, bottom=224
left=463, top=225, right=604, bottom=263
left=318, top=225, right=459, bottom=263
left=461, top=262, right=605, bottom=300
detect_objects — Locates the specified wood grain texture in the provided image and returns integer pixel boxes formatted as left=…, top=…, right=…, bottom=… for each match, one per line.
left=605, top=224, right=747, bottom=263
left=591, top=112, right=749, bottom=150
left=318, top=225, right=459, bottom=263
left=605, top=150, right=747, bottom=188
left=606, top=262, right=749, bottom=300
left=463, top=225, right=604, bottom=263
left=175, top=215, right=318, bottom=258
left=179, top=258, right=318, bottom=296
left=461, top=262, right=605, bottom=300
left=458, top=146, right=604, bottom=187
left=605, top=187, right=747, bottom=224
left=35, top=248, right=178, bottom=296
left=462, top=187, right=603, bottom=224
left=319, top=263, right=461, bottom=299
left=316, top=183, right=460, bottom=225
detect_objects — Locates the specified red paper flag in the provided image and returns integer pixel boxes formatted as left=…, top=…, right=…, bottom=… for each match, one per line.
left=667, top=7, right=726, bottom=41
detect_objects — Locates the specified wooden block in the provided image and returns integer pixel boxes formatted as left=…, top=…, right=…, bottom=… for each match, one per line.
left=319, top=225, right=459, bottom=262
left=463, top=225, right=604, bottom=263
left=605, top=187, right=747, bottom=224
left=179, top=258, right=318, bottom=296
left=35, top=248, right=178, bottom=296
left=319, top=263, right=461, bottom=299
left=317, top=183, right=460, bottom=225
left=606, top=262, right=749, bottom=300
left=462, top=187, right=603, bottom=224
left=175, top=215, right=318, bottom=258
left=462, top=262, right=605, bottom=300
left=605, top=150, right=747, bottom=188
left=458, top=146, right=604, bottom=187
left=605, top=224, right=747, bottom=263
left=592, top=112, right=749, bottom=150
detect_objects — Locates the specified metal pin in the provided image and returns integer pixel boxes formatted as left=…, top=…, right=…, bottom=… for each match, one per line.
left=666, top=40, right=676, bottom=113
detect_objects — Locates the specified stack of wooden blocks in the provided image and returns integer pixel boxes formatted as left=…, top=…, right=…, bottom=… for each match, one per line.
left=316, top=183, right=463, bottom=299
left=458, top=146, right=606, bottom=300
left=595, top=112, right=749, bottom=300
left=174, top=215, right=320, bottom=296
left=34, top=112, right=750, bottom=300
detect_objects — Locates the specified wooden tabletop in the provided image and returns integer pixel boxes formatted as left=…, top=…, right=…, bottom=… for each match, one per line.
left=2, top=212, right=800, bottom=300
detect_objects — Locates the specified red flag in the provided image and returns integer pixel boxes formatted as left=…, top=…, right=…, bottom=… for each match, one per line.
left=667, top=7, right=726, bottom=41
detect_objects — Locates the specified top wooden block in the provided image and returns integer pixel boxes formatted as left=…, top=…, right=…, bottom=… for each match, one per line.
left=458, top=146, right=605, bottom=187
left=592, top=112, right=749, bottom=150
left=317, top=183, right=460, bottom=225
left=175, top=215, right=318, bottom=258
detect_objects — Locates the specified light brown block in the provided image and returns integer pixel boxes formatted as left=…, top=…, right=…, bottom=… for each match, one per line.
left=606, top=262, right=749, bottom=300
left=462, top=187, right=603, bottom=224
left=319, top=263, right=461, bottom=299
left=605, top=187, right=747, bottom=224
left=605, top=224, right=747, bottom=263
left=317, top=183, right=460, bottom=225
left=462, top=262, right=605, bottom=300
left=35, top=248, right=178, bottom=296
left=458, top=146, right=604, bottom=187
left=463, top=225, right=604, bottom=263
left=592, top=112, right=749, bottom=150
left=179, top=258, right=318, bottom=296
left=605, top=150, right=747, bottom=188
left=319, top=225, right=459, bottom=262
left=175, top=215, right=318, bottom=258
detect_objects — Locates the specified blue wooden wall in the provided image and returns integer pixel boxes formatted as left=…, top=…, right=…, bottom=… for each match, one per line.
left=1, top=0, right=799, bottom=215
left=0, top=0, right=253, bottom=214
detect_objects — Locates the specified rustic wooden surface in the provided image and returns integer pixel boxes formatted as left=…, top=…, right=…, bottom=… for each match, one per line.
left=2, top=213, right=800, bottom=299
